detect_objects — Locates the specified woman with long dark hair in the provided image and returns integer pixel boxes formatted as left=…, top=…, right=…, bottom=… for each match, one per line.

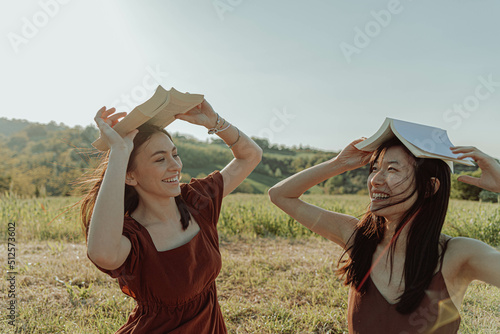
left=269, top=137, right=500, bottom=333
left=81, top=101, right=262, bottom=333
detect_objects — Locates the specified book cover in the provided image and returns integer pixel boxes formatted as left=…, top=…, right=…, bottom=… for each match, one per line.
left=92, top=86, right=204, bottom=151
left=355, top=118, right=475, bottom=167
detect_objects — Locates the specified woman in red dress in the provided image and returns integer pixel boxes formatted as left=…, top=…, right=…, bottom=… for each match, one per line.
left=81, top=100, right=262, bottom=333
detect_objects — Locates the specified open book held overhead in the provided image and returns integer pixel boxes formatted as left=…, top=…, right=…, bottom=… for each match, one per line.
left=355, top=118, right=475, bottom=169
left=92, top=86, right=204, bottom=151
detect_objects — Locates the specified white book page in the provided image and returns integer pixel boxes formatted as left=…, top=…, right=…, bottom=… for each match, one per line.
left=392, top=119, right=462, bottom=159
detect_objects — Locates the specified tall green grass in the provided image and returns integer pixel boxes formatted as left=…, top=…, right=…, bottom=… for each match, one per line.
left=0, top=194, right=81, bottom=242
left=1, top=194, right=499, bottom=246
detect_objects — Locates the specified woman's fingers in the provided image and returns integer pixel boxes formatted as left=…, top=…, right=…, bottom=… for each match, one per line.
left=175, top=106, right=206, bottom=125
left=94, top=106, right=106, bottom=122
left=108, top=112, right=127, bottom=126
left=451, top=146, right=477, bottom=152
left=351, top=138, right=364, bottom=145
left=101, top=107, right=116, bottom=118
left=95, top=107, right=126, bottom=127
left=451, top=146, right=483, bottom=161
left=92, top=106, right=138, bottom=154
left=350, top=137, right=369, bottom=148
left=94, top=107, right=122, bottom=139
left=94, top=114, right=108, bottom=128
left=351, top=138, right=372, bottom=158
left=457, top=175, right=481, bottom=187
left=452, top=146, right=500, bottom=192
left=95, top=107, right=111, bottom=121
left=457, top=152, right=478, bottom=161
left=174, top=113, right=191, bottom=122
left=451, top=146, right=480, bottom=156
left=107, top=112, right=127, bottom=121
left=201, top=100, right=214, bottom=113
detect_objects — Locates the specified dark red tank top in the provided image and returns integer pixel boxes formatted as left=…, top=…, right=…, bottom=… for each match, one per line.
left=347, top=244, right=461, bottom=333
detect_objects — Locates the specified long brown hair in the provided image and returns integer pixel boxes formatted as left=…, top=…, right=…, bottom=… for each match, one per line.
left=337, top=137, right=451, bottom=314
left=79, top=124, right=191, bottom=240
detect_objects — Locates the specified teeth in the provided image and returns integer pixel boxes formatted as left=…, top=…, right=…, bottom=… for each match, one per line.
left=163, top=176, right=179, bottom=183
left=372, top=193, right=389, bottom=200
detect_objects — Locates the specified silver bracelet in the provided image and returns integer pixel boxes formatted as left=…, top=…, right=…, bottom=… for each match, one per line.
left=218, top=122, right=231, bottom=132
left=228, top=127, right=240, bottom=149
left=207, top=113, right=221, bottom=134
left=208, top=114, right=232, bottom=134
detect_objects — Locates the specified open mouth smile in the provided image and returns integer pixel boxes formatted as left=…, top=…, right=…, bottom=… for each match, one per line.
left=371, top=192, right=390, bottom=201
left=162, top=176, right=179, bottom=184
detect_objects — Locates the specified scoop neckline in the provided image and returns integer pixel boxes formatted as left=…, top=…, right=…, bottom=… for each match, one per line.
left=128, top=216, right=202, bottom=254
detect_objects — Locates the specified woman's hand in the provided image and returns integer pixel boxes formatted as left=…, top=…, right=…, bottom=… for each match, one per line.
left=174, top=100, right=217, bottom=129
left=451, top=146, right=500, bottom=193
left=94, top=107, right=138, bottom=155
left=333, top=138, right=373, bottom=172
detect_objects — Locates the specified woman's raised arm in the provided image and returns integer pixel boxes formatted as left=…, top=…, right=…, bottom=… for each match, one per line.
left=268, top=139, right=372, bottom=248
left=448, top=146, right=500, bottom=288
left=175, top=100, right=262, bottom=197
left=86, top=107, right=138, bottom=270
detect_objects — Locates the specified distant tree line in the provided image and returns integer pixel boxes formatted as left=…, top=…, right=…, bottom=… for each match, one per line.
left=0, top=118, right=497, bottom=201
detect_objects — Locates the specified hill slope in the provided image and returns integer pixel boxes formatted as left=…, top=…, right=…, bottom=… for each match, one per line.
left=0, top=118, right=483, bottom=199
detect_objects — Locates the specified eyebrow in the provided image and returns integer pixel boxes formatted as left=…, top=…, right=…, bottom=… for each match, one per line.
left=150, top=147, right=177, bottom=157
left=373, top=160, right=400, bottom=165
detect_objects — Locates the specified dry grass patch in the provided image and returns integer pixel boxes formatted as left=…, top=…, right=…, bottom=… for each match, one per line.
left=0, top=238, right=498, bottom=333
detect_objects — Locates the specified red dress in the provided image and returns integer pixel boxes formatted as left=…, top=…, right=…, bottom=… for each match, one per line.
left=89, top=171, right=227, bottom=333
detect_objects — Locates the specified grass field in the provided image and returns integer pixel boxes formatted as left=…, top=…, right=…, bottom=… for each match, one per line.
left=1, top=194, right=499, bottom=333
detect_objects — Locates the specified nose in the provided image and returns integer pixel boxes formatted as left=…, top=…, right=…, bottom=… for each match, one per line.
left=370, top=170, right=385, bottom=187
left=167, top=156, right=182, bottom=171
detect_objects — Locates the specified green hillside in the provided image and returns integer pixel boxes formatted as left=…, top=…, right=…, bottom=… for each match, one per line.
left=0, top=118, right=341, bottom=197
left=0, top=118, right=493, bottom=201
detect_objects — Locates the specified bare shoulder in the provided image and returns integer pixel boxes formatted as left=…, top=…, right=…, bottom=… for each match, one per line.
left=442, top=236, right=479, bottom=269
left=442, top=236, right=499, bottom=282
left=439, top=236, right=481, bottom=307
left=445, top=236, right=493, bottom=255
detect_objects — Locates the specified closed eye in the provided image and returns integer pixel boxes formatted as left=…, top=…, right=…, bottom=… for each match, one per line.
left=156, top=154, right=179, bottom=162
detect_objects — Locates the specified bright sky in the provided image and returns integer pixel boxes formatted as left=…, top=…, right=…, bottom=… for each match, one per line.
left=2, top=0, right=500, bottom=158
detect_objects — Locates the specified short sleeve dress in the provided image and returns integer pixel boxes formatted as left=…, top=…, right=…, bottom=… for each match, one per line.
left=89, top=171, right=227, bottom=333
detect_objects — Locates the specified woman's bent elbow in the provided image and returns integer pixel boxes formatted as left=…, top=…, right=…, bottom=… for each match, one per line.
left=268, top=186, right=280, bottom=204
left=87, top=250, right=123, bottom=270
left=254, top=146, right=263, bottom=164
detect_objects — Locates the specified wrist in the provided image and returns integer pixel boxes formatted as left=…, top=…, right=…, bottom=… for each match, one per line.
left=204, top=112, right=218, bottom=129
left=329, top=157, right=350, bottom=174
left=109, top=147, right=131, bottom=161
left=207, top=113, right=231, bottom=134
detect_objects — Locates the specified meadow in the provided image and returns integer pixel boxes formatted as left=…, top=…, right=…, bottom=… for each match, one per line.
left=0, top=194, right=499, bottom=333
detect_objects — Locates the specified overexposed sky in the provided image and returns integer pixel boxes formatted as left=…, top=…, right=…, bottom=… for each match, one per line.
left=2, top=0, right=500, bottom=158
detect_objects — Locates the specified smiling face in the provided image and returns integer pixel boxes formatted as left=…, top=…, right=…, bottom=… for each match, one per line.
left=367, top=145, right=418, bottom=222
left=126, top=132, right=182, bottom=199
